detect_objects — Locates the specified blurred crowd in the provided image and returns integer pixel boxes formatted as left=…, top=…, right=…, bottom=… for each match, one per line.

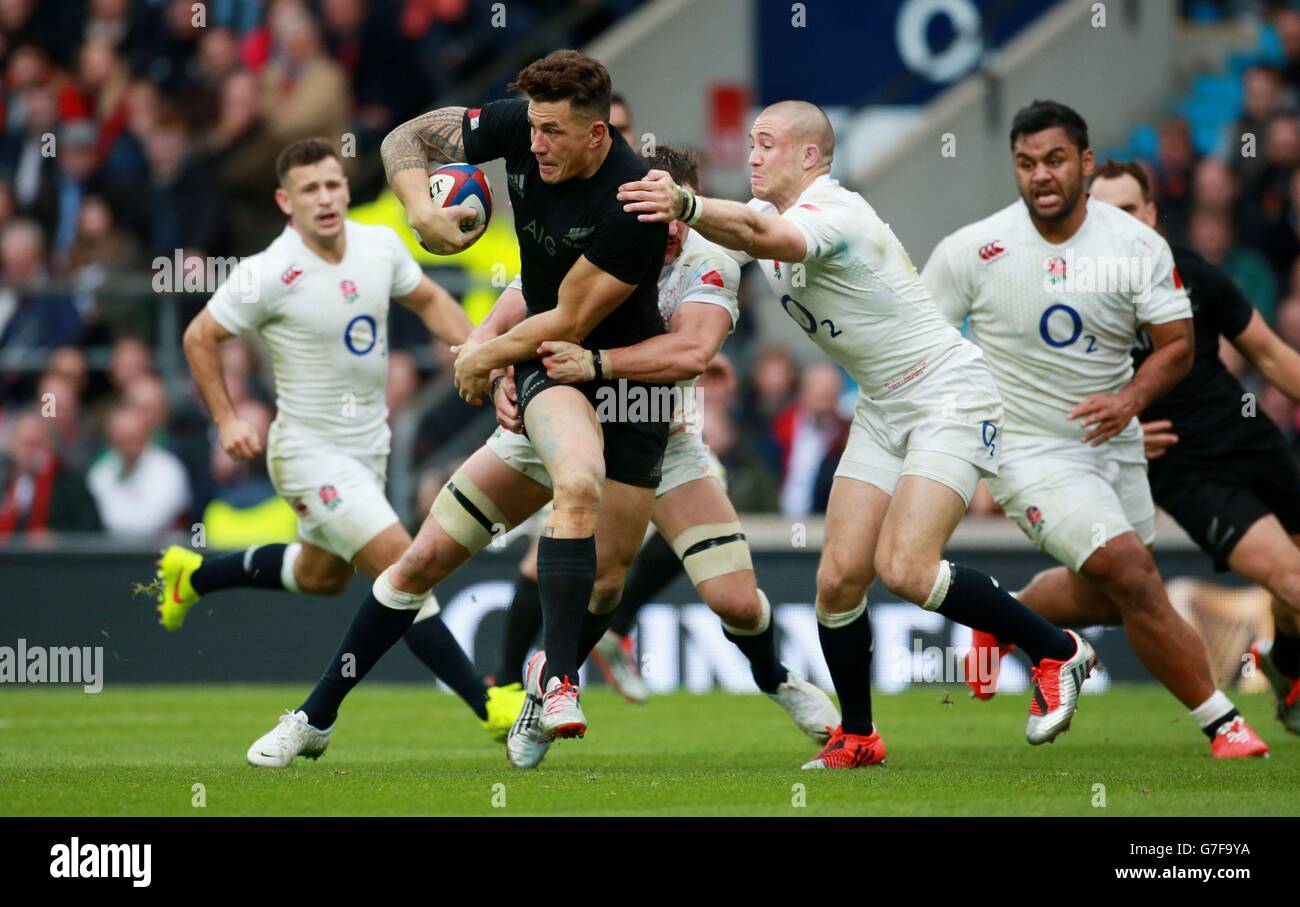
left=1148, top=7, right=1300, bottom=437
left=10, top=1, right=1300, bottom=544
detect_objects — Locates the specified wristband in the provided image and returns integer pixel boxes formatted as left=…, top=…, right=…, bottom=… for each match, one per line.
left=490, top=374, right=507, bottom=399
left=683, top=193, right=705, bottom=226
left=590, top=349, right=603, bottom=382
left=598, top=349, right=612, bottom=379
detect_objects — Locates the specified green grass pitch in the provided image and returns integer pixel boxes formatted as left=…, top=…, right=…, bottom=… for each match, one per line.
left=1, top=685, right=1296, bottom=816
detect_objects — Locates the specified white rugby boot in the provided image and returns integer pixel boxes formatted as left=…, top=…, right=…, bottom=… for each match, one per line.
left=767, top=671, right=840, bottom=744
left=247, top=710, right=332, bottom=768
left=1025, top=630, right=1097, bottom=745
left=506, top=651, right=552, bottom=769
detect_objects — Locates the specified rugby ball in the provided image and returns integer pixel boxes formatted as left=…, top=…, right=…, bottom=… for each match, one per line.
left=429, top=163, right=493, bottom=232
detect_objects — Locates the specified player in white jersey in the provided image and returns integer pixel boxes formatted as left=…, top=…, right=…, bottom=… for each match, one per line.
left=922, top=100, right=1267, bottom=758
left=150, top=139, right=525, bottom=763
left=480, top=147, right=839, bottom=767
left=619, top=101, right=1096, bottom=769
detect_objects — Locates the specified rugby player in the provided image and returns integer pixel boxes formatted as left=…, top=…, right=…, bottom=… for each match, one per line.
left=925, top=102, right=1268, bottom=758
left=486, top=146, right=839, bottom=766
left=620, top=100, right=1096, bottom=770
left=244, top=51, right=670, bottom=766
left=155, top=139, right=523, bottom=751
left=967, top=157, right=1299, bottom=741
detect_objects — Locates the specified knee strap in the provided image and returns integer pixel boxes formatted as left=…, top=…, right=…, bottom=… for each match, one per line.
left=670, top=521, right=752, bottom=586
left=430, top=471, right=513, bottom=554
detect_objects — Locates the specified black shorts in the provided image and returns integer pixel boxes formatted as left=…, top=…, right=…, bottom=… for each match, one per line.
left=513, top=358, right=668, bottom=489
left=1151, top=439, right=1300, bottom=571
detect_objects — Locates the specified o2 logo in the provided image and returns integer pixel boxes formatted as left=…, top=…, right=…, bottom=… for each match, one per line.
left=781, top=294, right=842, bottom=339
left=981, top=420, right=998, bottom=459
left=1039, top=303, right=1096, bottom=352
left=345, top=314, right=378, bottom=355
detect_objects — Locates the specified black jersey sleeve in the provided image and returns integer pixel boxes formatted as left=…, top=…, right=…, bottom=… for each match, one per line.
left=462, top=99, right=530, bottom=166
left=583, top=202, right=667, bottom=286
left=1201, top=258, right=1256, bottom=340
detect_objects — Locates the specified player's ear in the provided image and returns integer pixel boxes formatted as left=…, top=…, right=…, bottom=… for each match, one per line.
left=1080, top=147, right=1095, bottom=178
left=274, top=186, right=292, bottom=217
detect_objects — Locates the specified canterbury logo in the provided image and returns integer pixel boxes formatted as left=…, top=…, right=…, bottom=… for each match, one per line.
left=1206, top=517, right=1237, bottom=553
left=978, top=242, right=1005, bottom=262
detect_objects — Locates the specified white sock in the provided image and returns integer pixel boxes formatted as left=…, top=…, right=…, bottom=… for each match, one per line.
left=1189, top=690, right=1235, bottom=730
left=279, top=543, right=302, bottom=594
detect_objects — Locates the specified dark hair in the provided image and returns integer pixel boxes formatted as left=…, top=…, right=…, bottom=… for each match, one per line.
left=1009, top=100, right=1089, bottom=151
left=276, top=137, right=340, bottom=185
left=510, top=49, right=612, bottom=121
left=647, top=145, right=701, bottom=190
left=1092, top=159, right=1151, bottom=202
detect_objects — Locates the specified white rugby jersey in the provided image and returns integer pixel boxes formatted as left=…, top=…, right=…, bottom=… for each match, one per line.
left=728, top=174, right=967, bottom=399
left=657, top=229, right=741, bottom=428
left=923, top=196, right=1191, bottom=448
left=207, top=220, right=423, bottom=457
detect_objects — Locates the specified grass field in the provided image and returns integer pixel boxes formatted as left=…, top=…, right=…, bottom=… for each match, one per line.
left=1, top=684, right=1297, bottom=816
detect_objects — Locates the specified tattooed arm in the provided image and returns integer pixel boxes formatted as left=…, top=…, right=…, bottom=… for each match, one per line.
left=381, top=107, right=485, bottom=255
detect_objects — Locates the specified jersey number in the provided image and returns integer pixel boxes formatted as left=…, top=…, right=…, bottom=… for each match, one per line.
left=1039, top=303, right=1095, bottom=352
left=782, top=294, right=841, bottom=338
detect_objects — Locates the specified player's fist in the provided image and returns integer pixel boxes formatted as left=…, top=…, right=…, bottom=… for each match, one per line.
left=451, top=339, right=490, bottom=404
left=1140, top=419, right=1178, bottom=460
left=218, top=417, right=263, bottom=460
left=618, top=169, right=685, bottom=223
left=492, top=367, right=523, bottom=433
left=539, top=340, right=595, bottom=383
left=410, top=203, right=486, bottom=255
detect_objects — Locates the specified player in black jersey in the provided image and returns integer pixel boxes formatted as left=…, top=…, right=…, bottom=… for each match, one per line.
left=242, top=51, right=672, bottom=768
left=969, top=160, right=1300, bottom=736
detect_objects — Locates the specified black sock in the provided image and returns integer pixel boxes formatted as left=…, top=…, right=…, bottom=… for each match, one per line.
left=299, top=592, right=417, bottom=728
left=403, top=614, right=488, bottom=721
left=1272, top=629, right=1300, bottom=678
left=190, top=544, right=289, bottom=595
left=497, top=574, right=543, bottom=686
left=936, top=563, right=1074, bottom=663
left=817, top=606, right=873, bottom=736
left=537, top=534, right=597, bottom=685
left=724, top=618, right=788, bottom=694
left=1204, top=707, right=1241, bottom=739
left=610, top=532, right=682, bottom=637
left=577, top=608, right=618, bottom=666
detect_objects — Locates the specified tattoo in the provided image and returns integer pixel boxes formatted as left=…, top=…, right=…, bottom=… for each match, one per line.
left=381, top=106, right=467, bottom=181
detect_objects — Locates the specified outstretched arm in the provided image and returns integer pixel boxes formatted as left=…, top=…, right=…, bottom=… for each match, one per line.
left=618, top=170, right=808, bottom=261
left=380, top=107, right=484, bottom=255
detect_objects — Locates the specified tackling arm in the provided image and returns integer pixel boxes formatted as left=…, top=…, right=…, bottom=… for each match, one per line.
left=618, top=171, right=808, bottom=261
left=541, top=302, right=734, bottom=384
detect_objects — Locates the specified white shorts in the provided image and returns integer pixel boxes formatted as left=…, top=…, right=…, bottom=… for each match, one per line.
left=267, top=425, right=399, bottom=562
left=834, top=342, right=1003, bottom=506
left=989, top=436, right=1156, bottom=572
left=485, top=425, right=726, bottom=498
